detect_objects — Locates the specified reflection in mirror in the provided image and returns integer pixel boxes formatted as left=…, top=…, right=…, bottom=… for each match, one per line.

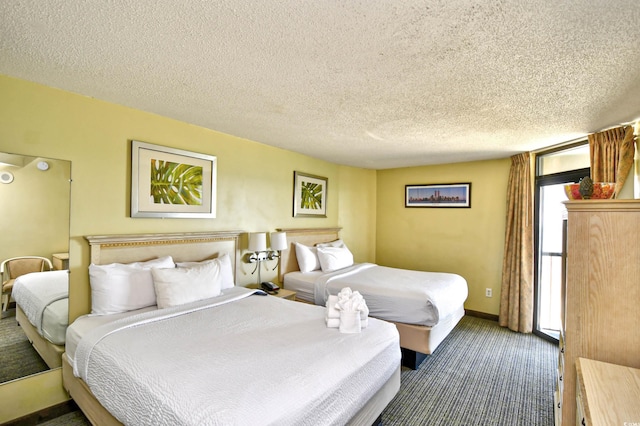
left=0, top=152, right=70, bottom=384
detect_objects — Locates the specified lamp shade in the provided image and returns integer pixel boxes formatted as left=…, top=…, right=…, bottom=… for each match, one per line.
left=248, top=232, right=267, bottom=252
left=270, top=232, right=287, bottom=251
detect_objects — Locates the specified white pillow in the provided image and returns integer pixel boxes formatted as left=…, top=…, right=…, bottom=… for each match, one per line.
left=295, top=243, right=320, bottom=273
left=89, top=256, right=175, bottom=315
left=316, top=246, right=354, bottom=272
left=176, top=253, right=234, bottom=289
left=316, top=239, right=346, bottom=248
left=151, top=261, right=222, bottom=309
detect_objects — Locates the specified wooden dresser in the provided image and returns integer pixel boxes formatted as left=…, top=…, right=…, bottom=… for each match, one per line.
left=557, top=200, right=640, bottom=426
left=576, top=358, right=640, bottom=426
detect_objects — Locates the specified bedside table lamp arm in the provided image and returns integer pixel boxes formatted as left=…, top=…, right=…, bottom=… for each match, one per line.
left=267, top=231, right=287, bottom=271
left=248, top=231, right=287, bottom=284
left=248, top=232, right=268, bottom=285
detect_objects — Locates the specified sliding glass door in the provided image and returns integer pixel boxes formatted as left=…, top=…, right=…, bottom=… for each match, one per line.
left=536, top=182, right=565, bottom=338
left=534, top=144, right=589, bottom=342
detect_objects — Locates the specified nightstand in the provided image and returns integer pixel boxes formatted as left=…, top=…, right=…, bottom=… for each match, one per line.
left=247, top=284, right=296, bottom=301
left=271, top=288, right=296, bottom=301
left=52, top=253, right=69, bottom=270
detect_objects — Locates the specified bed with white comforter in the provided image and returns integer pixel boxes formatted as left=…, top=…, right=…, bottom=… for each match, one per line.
left=285, top=263, right=468, bottom=327
left=278, top=228, right=468, bottom=367
left=12, top=270, right=69, bottom=345
left=67, top=286, right=401, bottom=426
left=11, top=269, right=68, bottom=369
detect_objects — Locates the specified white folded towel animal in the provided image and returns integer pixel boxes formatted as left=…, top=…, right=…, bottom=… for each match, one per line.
left=325, top=295, right=341, bottom=328
left=325, top=317, right=340, bottom=328
left=325, top=287, right=370, bottom=331
left=336, top=288, right=359, bottom=311
left=339, top=310, right=361, bottom=334
left=333, top=288, right=370, bottom=333
left=337, top=287, right=353, bottom=304
left=356, top=294, right=369, bottom=328
left=325, top=295, right=340, bottom=319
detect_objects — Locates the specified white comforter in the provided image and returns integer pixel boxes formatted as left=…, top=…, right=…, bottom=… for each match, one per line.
left=313, top=263, right=468, bottom=326
left=12, top=270, right=69, bottom=344
left=73, top=287, right=400, bottom=426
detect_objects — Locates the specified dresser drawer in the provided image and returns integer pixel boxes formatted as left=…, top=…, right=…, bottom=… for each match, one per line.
left=554, top=388, right=562, bottom=426
left=575, top=377, right=586, bottom=426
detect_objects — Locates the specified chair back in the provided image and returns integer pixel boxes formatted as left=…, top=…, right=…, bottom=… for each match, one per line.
left=3, top=257, right=53, bottom=280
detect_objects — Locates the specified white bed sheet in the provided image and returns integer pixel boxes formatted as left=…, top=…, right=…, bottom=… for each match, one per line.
left=284, top=263, right=468, bottom=327
left=69, top=286, right=400, bottom=426
left=12, top=270, right=69, bottom=345
left=282, top=270, right=324, bottom=303
left=65, top=305, right=157, bottom=365
left=65, top=287, right=254, bottom=363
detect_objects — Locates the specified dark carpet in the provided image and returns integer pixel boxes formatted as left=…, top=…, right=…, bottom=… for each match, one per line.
left=381, top=316, right=557, bottom=425
left=0, top=315, right=48, bottom=383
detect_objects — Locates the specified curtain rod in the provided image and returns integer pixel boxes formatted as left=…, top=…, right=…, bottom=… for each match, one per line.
left=531, top=136, right=587, bottom=154
left=532, top=119, right=639, bottom=154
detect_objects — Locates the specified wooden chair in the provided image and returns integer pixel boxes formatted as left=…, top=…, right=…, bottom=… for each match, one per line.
left=1, top=256, right=53, bottom=317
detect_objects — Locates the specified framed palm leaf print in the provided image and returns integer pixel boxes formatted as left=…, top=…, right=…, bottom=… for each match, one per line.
left=131, top=140, right=216, bottom=218
left=293, top=171, right=327, bottom=217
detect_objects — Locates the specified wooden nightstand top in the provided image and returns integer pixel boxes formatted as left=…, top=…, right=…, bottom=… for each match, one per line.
left=245, top=285, right=296, bottom=301
left=270, top=288, right=296, bottom=300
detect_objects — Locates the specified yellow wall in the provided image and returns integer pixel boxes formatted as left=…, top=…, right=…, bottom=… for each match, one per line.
left=0, top=156, right=70, bottom=263
left=375, top=158, right=511, bottom=315
left=0, top=74, right=379, bottom=322
left=0, top=72, right=518, bottom=322
left=0, top=73, right=508, bottom=421
left=0, top=74, right=381, bottom=421
left=336, top=166, right=377, bottom=263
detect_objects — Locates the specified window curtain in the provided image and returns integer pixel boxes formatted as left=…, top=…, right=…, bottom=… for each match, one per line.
left=589, top=125, right=636, bottom=196
left=499, top=152, right=533, bottom=333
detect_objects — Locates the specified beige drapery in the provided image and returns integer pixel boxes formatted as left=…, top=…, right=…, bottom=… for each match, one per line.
left=499, top=152, right=533, bottom=333
left=589, top=125, right=636, bottom=196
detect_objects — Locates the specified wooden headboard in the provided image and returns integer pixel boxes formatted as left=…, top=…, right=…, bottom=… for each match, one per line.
left=276, top=227, right=341, bottom=282
left=84, top=231, right=243, bottom=282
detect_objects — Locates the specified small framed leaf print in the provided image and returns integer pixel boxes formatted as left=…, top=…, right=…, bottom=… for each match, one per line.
left=293, top=171, right=327, bottom=218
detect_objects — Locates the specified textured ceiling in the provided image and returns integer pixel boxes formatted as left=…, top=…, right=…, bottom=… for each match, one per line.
left=1, top=1, right=640, bottom=169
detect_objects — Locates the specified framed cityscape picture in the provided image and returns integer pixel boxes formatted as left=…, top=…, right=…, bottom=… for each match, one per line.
left=405, top=183, right=471, bottom=208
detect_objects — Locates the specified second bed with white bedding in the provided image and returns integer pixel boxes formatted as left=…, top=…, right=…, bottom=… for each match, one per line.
left=12, top=270, right=69, bottom=345
left=284, top=263, right=468, bottom=327
left=67, top=286, right=401, bottom=426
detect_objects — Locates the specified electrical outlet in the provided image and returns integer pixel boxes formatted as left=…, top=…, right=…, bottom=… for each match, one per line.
left=485, top=288, right=492, bottom=297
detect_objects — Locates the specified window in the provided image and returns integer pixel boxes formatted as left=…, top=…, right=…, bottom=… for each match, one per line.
left=534, top=142, right=589, bottom=341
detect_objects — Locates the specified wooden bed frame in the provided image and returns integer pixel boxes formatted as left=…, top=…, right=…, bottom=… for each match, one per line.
left=62, top=230, right=399, bottom=426
left=277, top=227, right=465, bottom=369
left=16, top=305, right=65, bottom=369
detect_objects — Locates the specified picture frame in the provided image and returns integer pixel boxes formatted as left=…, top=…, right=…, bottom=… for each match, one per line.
left=131, top=140, right=217, bottom=218
left=405, top=183, right=471, bottom=208
left=293, top=171, right=328, bottom=217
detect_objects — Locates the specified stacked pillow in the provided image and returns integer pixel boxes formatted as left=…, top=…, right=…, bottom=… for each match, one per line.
left=89, top=256, right=175, bottom=315
left=295, top=239, right=354, bottom=273
left=151, top=260, right=222, bottom=309
left=294, top=243, right=321, bottom=273
left=175, top=254, right=234, bottom=290
left=89, top=253, right=234, bottom=314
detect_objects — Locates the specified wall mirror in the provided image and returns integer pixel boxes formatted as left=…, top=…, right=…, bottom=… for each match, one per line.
left=0, top=152, right=71, bottom=386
